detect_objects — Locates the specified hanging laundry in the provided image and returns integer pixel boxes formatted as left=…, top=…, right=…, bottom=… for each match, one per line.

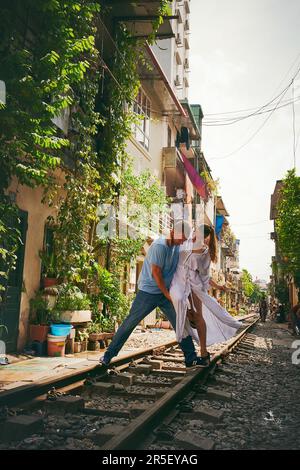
left=175, top=127, right=190, bottom=150
left=180, top=127, right=190, bottom=150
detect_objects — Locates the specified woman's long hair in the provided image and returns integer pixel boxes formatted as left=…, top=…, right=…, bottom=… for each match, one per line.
left=201, top=224, right=218, bottom=263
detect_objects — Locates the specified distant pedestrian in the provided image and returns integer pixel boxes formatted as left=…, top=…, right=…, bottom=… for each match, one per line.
left=276, top=303, right=285, bottom=323
left=271, top=300, right=278, bottom=320
left=259, top=297, right=268, bottom=322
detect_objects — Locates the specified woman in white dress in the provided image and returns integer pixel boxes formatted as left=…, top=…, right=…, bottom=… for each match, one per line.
left=170, top=224, right=242, bottom=365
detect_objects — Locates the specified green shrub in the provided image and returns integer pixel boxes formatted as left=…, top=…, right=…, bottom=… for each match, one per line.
left=54, top=284, right=91, bottom=311
left=29, top=292, right=50, bottom=325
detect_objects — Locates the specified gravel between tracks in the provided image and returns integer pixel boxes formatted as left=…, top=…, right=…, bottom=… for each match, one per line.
left=3, top=318, right=299, bottom=450
left=149, top=320, right=300, bottom=450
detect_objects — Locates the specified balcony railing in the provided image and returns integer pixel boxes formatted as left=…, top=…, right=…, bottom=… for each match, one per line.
left=159, top=213, right=173, bottom=235
left=176, top=33, right=183, bottom=45
left=174, top=74, right=182, bottom=86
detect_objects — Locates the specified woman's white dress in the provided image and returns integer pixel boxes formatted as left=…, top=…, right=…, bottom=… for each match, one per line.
left=170, top=241, right=242, bottom=346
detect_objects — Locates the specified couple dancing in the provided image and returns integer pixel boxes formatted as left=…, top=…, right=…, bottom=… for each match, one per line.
left=100, top=220, right=241, bottom=368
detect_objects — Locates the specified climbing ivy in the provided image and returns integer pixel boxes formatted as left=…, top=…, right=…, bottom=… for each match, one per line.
left=222, top=226, right=236, bottom=252
left=0, top=0, right=101, bottom=297
left=276, top=169, right=300, bottom=288
left=149, top=0, right=172, bottom=43
left=0, top=0, right=171, bottom=296
left=96, top=159, right=169, bottom=281
left=52, top=2, right=170, bottom=281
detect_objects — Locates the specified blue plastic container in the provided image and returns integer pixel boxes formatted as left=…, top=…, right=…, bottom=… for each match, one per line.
left=50, top=324, right=72, bottom=337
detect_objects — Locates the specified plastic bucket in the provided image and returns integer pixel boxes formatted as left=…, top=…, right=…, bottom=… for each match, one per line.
left=50, top=324, right=72, bottom=336
left=47, top=334, right=66, bottom=357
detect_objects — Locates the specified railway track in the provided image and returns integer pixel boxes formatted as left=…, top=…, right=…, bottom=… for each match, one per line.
left=0, top=314, right=259, bottom=450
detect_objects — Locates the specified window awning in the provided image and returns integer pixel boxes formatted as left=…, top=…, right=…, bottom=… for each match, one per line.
left=140, top=45, right=187, bottom=117
left=101, top=1, right=175, bottom=39
left=216, top=196, right=230, bottom=216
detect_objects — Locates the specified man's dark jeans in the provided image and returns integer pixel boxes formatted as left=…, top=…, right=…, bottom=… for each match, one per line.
left=103, top=290, right=197, bottom=364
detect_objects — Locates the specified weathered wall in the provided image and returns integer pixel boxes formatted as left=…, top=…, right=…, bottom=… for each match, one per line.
left=8, top=174, right=63, bottom=351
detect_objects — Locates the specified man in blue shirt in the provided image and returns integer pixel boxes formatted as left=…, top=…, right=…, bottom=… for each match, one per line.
left=100, top=220, right=203, bottom=368
left=138, top=237, right=180, bottom=296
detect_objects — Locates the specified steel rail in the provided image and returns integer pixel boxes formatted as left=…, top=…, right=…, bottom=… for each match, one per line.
left=0, top=315, right=256, bottom=409
left=100, top=317, right=259, bottom=450
left=0, top=339, right=178, bottom=408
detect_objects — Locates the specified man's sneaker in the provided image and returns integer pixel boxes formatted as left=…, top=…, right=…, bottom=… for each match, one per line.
left=99, top=356, right=110, bottom=367
left=185, top=354, right=210, bottom=369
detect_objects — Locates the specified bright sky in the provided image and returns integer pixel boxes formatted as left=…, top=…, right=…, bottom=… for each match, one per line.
left=189, top=0, right=300, bottom=282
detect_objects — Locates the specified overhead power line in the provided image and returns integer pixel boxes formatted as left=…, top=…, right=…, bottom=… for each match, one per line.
left=203, top=64, right=300, bottom=127
left=203, top=95, right=300, bottom=126
left=204, top=50, right=300, bottom=117
left=208, top=66, right=300, bottom=161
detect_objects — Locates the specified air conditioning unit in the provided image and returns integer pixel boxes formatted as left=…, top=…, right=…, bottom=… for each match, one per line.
left=184, top=58, right=189, bottom=70
left=174, top=75, right=182, bottom=86
left=175, top=33, right=182, bottom=45
left=163, top=147, right=177, bottom=168
left=184, top=19, right=190, bottom=31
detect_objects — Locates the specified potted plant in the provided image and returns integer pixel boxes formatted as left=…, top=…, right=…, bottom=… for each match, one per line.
left=87, top=321, right=105, bottom=341
left=53, top=284, right=92, bottom=323
left=29, top=292, right=51, bottom=342
left=73, top=335, right=81, bottom=353
left=39, top=251, right=58, bottom=288
left=76, top=329, right=89, bottom=352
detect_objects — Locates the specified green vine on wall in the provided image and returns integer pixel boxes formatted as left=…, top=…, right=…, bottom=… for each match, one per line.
left=0, top=0, right=173, bottom=301
left=222, top=226, right=236, bottom=252
left=97, top=160, right=169, bottom=277
left=0, top=0, right=101, bottom=297
left=276, top=169, right=300, bottom=288
left=200, top=169, right=219, bottom=195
